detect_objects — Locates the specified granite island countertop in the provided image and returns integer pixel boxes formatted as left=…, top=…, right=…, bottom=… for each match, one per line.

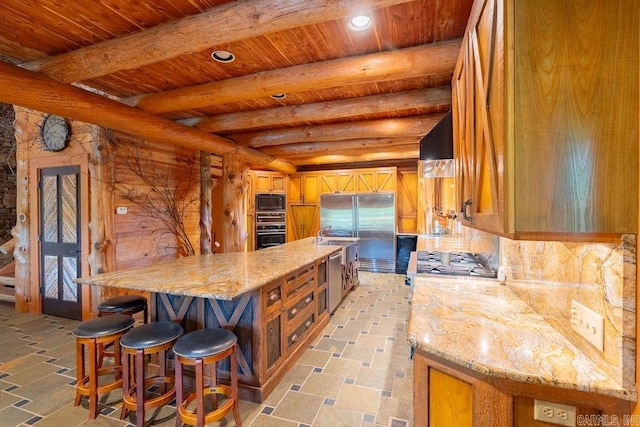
left=408, top=276, right=636, bottom=401
left=76, top=237, right=341, bottom=300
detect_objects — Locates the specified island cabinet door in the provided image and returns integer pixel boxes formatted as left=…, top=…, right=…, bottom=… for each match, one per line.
left=316, top=258, right=328, bottom=317
left=261, top=280, right=285, bottom=376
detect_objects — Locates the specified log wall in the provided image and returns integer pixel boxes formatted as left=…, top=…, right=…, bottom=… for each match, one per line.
left=0, top=103, right=16, bottom=249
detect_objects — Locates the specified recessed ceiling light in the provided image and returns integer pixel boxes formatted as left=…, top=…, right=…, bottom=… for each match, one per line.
left=348, top=15, right=372, bottom=31
left=211, top=50, right=235, bottom=63
left=270, top=93, right=286, bottom=99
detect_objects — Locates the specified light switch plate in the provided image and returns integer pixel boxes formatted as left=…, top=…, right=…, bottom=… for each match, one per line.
left=115, top=206, right=128, bottom=215
left=571, top=300, right=604, bottom=352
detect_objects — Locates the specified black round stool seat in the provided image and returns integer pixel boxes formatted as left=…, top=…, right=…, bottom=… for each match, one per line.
left=73, top=314, right=135, bottom=338
left=120, top=321, right=183, bottom=349
left=173, top=328, right=237, bottom=359
left=98, top=295, right=147, bottom=314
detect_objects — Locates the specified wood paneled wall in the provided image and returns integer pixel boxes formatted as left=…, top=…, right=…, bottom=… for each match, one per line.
left=112, top=134, right=203, bottom=269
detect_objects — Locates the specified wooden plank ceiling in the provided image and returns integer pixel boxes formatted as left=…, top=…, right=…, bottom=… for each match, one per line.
left=0, top=0, right=472, bottom=172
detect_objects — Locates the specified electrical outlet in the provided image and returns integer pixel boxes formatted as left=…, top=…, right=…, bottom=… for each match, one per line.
left=533, top=400, right=576, bottom=426
left=570, top=300, right=604, bottom=351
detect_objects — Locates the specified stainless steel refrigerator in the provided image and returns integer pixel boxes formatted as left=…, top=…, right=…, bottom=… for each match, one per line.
left=320, top=193, right=396, bottom=273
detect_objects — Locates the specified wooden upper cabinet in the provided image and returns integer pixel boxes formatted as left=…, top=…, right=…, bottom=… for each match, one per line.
left=288, top=173, right=319, bottom=204
left=356, top=167, right=397, bottom=193
left=253, top=171, right=285, bottom=193
left=453, top=0, right=504, bottom=233
left=320, top=171, right=355, bottom=194
left=453, top=0, right=638, bottom=239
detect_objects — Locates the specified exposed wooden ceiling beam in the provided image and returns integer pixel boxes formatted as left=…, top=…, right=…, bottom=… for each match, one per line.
left=125, top=41, right=461, bottom=114
left=181, top=87, right=451, bottom=133
left=230, top=115, right=443, bottom=148
left=0, top=61, right=295, bottom=174
left=22, top=0, right=411, bottom=83
left=290, top=148, right=420, bottom=166
left=261, top=137, right=420, bottom=156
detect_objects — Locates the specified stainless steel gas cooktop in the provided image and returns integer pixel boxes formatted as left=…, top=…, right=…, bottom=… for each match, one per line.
left=416, top=251, right=496, bottom=278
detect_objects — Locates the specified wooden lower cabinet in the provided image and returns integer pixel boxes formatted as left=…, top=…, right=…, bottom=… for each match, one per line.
left=414, top=349, right=630, bottom=427
left=288, top=204, right=319, bottom=241
left=429, top=368, right=472, bottom=427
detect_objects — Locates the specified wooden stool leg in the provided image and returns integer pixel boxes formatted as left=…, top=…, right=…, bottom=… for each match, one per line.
left=231, top=345, right=242, bottom=427
left=113, top=338, right=122, bottom=381
left=88, top=339, right=99, bottom=420
left=174, top=356, right=183, bottom=427
left=74, top=340, right=84, bottom=407
left=159, top=348, right=167, bottom=394
left=196, top=359, right=205, bottom=427
left=120, top=351, right=130, bottom=421
left=210, top=361, right=218, bottom=410
left=136, top=349, right=145, bottom=427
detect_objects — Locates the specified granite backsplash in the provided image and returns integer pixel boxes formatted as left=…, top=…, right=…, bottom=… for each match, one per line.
left=502, top=235, right=637, bottom=391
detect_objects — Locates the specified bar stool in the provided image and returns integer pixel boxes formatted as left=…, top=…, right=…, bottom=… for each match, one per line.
left=173, top=328, right=242, bottom=427
left=73, top=314, right=135, bottom=420
left=120, top=321, right=184, bottom=427
left=97, top=295, right=148, bottom=367
left=98, top=294, right=148, bottom=323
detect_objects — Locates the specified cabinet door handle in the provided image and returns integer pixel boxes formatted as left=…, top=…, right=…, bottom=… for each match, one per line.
left=291, top=334, right=298, bottom=343
left=305, top=320, right=312, bottom=328
left=305, top=297, right=312, bottom=304
left=462, top=199, right=472, bottom=221
left=269, top=292, right=279, bottom=301
left=290, top=308, right=298, bottom=316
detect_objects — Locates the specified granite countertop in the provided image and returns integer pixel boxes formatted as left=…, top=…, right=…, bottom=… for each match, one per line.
left=75, top=238, right=340, bottom=300
left=408, top=276, right=636, bottom=401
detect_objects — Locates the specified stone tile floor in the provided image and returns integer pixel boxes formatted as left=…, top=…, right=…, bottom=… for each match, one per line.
left=0, top=272, right=413, bottom=426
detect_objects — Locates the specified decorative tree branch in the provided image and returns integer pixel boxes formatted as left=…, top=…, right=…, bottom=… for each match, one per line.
left=113, top=140, right=199, bottom=257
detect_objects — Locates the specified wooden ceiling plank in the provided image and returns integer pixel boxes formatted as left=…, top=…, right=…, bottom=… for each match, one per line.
left=22, top=0, right=412, bottom=83
left=181, top=87, right=451, bottom=132
left=0, top=61, right=295, bottom=174
left=230, top=115, right=444, bottom=148
left=127, top=40, right=461, bottom=113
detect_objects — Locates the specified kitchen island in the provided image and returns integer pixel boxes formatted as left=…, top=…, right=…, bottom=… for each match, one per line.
left=76, top=238, right=342, bottom=402
left=408, top=276, right=636, bottom=426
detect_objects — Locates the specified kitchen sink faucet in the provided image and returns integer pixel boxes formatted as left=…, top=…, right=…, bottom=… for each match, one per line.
left=317, top=225, right=331, bottom=243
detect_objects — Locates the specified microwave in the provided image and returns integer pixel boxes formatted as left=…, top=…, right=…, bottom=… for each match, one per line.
left=256, top=193, right=285, bottom=211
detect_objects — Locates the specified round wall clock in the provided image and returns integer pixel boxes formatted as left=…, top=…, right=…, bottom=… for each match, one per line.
left=41, top=114, right=70, bottom=152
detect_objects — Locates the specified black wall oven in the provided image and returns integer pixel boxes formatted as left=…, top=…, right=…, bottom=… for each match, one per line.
left=256, top=211, right=286, bottom=250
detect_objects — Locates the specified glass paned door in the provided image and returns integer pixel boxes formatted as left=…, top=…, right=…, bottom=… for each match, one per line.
left=39, top=166, right=82, bottom=320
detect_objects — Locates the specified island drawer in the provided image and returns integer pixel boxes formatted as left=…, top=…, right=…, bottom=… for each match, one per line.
left=286, top=313, right=315, bottom=351
left=286, top=290, right=314, bottom=322
left=284, top=265, right=315, bottom=300
left=262, top=280, right=283, bottom=316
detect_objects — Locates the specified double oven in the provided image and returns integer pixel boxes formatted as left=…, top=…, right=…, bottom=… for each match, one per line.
left=255, top=194, right=286, bottom=250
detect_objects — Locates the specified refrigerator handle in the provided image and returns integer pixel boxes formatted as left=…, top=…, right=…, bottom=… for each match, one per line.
left=353, top=195, right=357, bottom=237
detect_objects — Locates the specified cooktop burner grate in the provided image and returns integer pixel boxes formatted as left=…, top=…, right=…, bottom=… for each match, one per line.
left=416, top=251, right=496, bottom=278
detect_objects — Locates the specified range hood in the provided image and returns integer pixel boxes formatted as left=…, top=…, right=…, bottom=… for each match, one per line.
left=419, top=110, right=453, bottom=161
left=420, top=111, right=454, bottom=178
